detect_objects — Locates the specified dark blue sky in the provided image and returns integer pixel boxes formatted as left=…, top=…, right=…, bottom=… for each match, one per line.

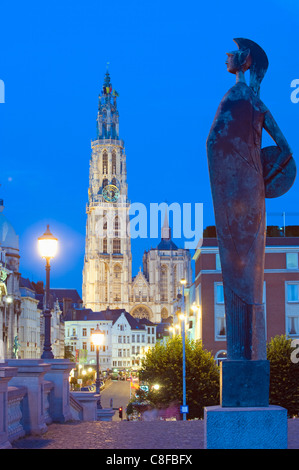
left=0, top=0, right=299, bottom=296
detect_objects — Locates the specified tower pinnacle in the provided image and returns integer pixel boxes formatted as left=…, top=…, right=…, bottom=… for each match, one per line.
left=161, top=209, right=171, bottom=240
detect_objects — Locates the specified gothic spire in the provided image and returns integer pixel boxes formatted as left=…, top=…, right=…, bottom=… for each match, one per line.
left=161, top=209, right=171, bottom=240
left=97, top=66, right=119, bottom=140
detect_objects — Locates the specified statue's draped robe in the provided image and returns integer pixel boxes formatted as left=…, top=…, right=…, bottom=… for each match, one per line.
left=206, top=82, right=267, bottom=360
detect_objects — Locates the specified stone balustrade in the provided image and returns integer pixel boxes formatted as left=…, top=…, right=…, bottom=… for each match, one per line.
left=0, top=359, right=114, bottom=448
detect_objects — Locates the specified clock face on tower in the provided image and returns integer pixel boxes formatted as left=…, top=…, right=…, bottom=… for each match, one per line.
left=102, top=184, right=120, bottom=202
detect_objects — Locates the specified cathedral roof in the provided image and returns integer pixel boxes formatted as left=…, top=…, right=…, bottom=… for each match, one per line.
left=156, top=239, right=178, bottom=251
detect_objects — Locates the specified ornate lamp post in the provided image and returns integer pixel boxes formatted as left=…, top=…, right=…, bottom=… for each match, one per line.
left=38, top=225, right=58, bottom=360
left=91, top=324, right=104, bottom=406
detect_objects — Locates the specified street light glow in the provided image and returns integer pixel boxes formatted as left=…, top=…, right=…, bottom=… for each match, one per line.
left=38, top=225, right=58, bottom=259
left=91, top=324, right=104, bottom=346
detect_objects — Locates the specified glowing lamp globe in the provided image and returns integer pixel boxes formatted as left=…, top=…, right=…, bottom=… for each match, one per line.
left=38, top=225, right=58, bottom=259
left=91, top=325, right=104, bottom=346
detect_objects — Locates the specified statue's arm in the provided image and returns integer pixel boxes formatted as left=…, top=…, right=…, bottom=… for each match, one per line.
left=263, top=110, right=293, bottom=183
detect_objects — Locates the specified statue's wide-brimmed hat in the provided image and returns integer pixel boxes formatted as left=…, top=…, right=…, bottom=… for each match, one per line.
left=233, top=38, right=269, bottom=90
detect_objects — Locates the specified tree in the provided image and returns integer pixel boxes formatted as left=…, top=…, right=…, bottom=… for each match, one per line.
left=267, top=335, right=299, bottom=417
left=64, top=345, right=75, bottom=361
left=139, top=336, right=220, bottom=419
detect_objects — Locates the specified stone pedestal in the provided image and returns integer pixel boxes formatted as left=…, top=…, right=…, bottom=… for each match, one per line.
left=0, top=364, right=18, bottom=449
left=71, top=392, right=100, bottom=421
left=97, top=408, right=115, bottom=421
left=204, top=405, right=288, bottom=449
left=43, top=359, right=75, bottom=423
left=220, top=360, right=270, bottom=407
left=7, top=359, right=51, bottom=435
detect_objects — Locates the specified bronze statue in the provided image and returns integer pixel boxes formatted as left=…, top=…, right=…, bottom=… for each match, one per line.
left=206, top=38, right=296, bottom=364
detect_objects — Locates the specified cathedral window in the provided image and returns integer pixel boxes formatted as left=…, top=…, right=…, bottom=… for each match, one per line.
left=104, top=264, right=109, bottom=302
left=161, top=265, right=168, bottom=302
left=112, top=150, right=117, bottom=174
left=102, top=151, right=108, bottom=174
left=103, top=238, right=107, bottom=253
left=103, top=178, right=108, bottom=189
left=113, top=238, right=121, bottom=254
left=113, top=264, right=122, bottom=301
left=161, top=307, right=168, bottom=319
left=114, top=216, right=120, bottom=237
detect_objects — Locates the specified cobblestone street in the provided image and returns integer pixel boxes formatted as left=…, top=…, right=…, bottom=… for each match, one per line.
left=11, top=418, right=299, bottom=449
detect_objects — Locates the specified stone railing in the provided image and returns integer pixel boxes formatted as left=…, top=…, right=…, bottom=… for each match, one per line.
left=0, top=359, right=115, bottom=449
left=7, top=386, right=26, bottom=443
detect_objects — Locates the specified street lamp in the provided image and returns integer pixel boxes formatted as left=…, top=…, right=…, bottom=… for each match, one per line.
left=180, top=278, right=187, bottom=421
left=38, top=225, right=58, bottom=359
left=91, top=324, right=104, bottom=404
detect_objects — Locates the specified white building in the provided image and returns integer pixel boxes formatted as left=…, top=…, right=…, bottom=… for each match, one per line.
left=0, top=200, right=22, bottom=359
left=64, top=307, right=157, bottom=372
left=19, top=278, right=41, bottom=358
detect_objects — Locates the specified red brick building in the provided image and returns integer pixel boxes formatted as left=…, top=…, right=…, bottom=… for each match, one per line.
left=193, top=233, right=299, bottom=362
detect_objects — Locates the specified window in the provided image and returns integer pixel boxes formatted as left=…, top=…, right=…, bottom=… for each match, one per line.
left=113, top=264, right=122, bottom=301
left=104, top=264, right=109, bottom=302
left=118, top=336, right=122, bottom=343
left=216, top=253, right=221, bottom=270
left=137, top=334, right=140, bottom=343
left=114, top=216, right=120, bottom=237
left=82, top=328, right=87, bottom=337
left=112, top=150, right=116, bottom=174
left=91, top=343, right=95, bottom=352
left=287, top=283, right=299, bottom=302
left=113, top=238, right=121, bottom=254
left=132, top=346, right=135, bottom=354
left=102, top=151, right=108, bottom=174
left=216, top=284, right=224, bottom=304
left=103, top=238, right=107, bottom=253
left=287, top=315, right=299, bottom=336
left=118, top=350, right=122, bottom=357
left=82, top=342, right=87, bottom=350
left=215, top=312, right=226, bottom=338
left=160, top=265, right=168, bottom=301
left=152, top=336, right=155, bottom=344
left=287, top=253, right=298, bottom=269
left=132, top=334, right=135, bottom=343
left=142, top=335, right=145, bottom=343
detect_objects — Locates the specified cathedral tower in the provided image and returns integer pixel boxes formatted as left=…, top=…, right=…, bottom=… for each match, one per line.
left=82, top=70, right=132, bottom=311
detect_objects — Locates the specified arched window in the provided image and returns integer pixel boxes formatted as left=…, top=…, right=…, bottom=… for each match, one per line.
left=103, top=264, right=109, bottom=302
left=131, top=306, right=151, bottom=320
left=160, top=265, right=168, bottom=302
left=102, top=178, right=108, bottom=189
left=114, top=216, right=120, bottom=237
left=103, top=238, right=107, bottom=253
left=112, top=150, right=117, bottom=174
left=161, top=307, right=168, bottom=320
left=102, top=151, right=108, bottom=174
left=113, top=265, right=122, bottom=301
left=113, top=238, right=121, bottom=254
